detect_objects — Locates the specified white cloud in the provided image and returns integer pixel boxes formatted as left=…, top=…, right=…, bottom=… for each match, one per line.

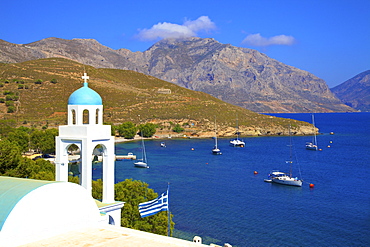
left=183, top=16, right=216, bottom=32
left=242, top=33, right=296, bottom=46
left=136, top=16, right=216, bottom=41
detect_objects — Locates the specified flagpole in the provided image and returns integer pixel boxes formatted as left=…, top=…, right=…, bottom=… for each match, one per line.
left=167, top=182, right=170, bottom=237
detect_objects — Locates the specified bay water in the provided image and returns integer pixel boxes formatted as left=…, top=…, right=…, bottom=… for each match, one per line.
left=93, top=112, right=370, bottom=247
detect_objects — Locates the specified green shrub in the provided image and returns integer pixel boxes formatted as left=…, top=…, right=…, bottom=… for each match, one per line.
left=7, top=106, right=15, bottom=113
left=5, top=101, right=14, bottom=107
left=173, top=124, right=184, bottom=133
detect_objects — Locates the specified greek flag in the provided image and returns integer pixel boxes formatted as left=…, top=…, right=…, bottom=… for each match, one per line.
left=139, top=190, right=169, bottom=218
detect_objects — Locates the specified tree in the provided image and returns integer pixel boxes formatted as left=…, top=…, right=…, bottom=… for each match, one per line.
left=0, top=132, right=175, bottom=236
left=138, top=123, right=157, bottom=137
left=4, top=157, right=55, bottom=181
left=92, top=178, right=174, bottom=236
left=0, top=119, right=17, bottom=137
left=30, top=130, right=44, bottom=153
left=30, top=128, right=58, bottom=154
left=7, top=106, right=15, bottom=113
left=117, top=122, right=137, bottom=139
left=5, top=93, right=18, bottom=101
left=5, top=100, right=14, bottom=106
left=4, top=157, right=35, bottom=178
left=0, top=139, right=22, bottom=174
left=29, top=159, right=55, bottom=181
left=92, top=179, right=103, bottom=199
left=7, top=128, right=30, bottom=153
left=173, top=124, right=185, bottom=133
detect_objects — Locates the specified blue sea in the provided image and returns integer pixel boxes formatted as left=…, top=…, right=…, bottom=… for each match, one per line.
left=94, top=112, right=370, bottom=247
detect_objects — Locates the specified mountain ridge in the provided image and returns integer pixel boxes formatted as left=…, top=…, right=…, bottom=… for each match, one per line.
left=0, top=58, right=315, bottom=137
left=331, top=70, right=370, bottom=111
left=0, top=37, right=354, bottom=113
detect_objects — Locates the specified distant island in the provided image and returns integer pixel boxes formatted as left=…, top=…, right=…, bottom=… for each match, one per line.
left=331, top=70, right=370, bottom=112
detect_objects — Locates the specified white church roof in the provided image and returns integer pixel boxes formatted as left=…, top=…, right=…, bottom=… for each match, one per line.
left=0, top=176, right=57, bottom=231
left=0, top=176, right=101, bottom=247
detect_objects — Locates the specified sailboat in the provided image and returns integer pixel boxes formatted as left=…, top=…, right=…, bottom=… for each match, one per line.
left=306, top=114, right=318, bottom=151
left=134, top=132, right=149, bottom=168
left=269, top=126, right=302, bottom=187
left=212, top=117, right=222, bottom=155
left=229, top=116, right=245, bottom=147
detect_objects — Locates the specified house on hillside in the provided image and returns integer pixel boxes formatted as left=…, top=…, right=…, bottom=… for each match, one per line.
left=157, top=88, right=172, bottom=94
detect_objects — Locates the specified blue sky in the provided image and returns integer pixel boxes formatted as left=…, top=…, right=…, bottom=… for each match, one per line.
left=1, top=0, right=369, bottom=88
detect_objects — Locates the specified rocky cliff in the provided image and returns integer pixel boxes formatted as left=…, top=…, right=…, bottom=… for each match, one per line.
left=331, top=70, right=370, bottom=111
left=0, top=37, right=353, bottom=113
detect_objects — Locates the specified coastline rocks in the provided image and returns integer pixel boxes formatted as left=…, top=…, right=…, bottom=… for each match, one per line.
left=175, top=125, right=317, bottom=138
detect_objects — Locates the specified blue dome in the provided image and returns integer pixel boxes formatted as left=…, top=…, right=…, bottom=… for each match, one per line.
left=68, top=83, right=102, bottom=105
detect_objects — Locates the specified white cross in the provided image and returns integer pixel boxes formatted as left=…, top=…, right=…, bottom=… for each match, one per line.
left=82, top=73, right=89, bottom=83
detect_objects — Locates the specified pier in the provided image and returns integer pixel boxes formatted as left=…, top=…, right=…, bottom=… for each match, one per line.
left=115, top=153, right=136, bottom=160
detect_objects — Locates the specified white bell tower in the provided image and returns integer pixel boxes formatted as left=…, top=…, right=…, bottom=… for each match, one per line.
left=55, top=73, right=115, bottom=203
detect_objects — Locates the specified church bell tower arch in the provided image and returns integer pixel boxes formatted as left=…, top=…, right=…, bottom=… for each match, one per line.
left=55, top=73, right=115, bottom=203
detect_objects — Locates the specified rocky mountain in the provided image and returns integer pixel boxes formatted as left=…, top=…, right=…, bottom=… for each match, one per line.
left=0, top=58, right=315, bottom=137
left=0, top=37, right=353, bottom=113
left=331, top=70, right=370, bottom=111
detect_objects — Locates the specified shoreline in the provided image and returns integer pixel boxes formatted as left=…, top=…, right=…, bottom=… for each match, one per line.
left=114, top=134, right=195, bottom=143
left=114, top=131, right=322, bottom=143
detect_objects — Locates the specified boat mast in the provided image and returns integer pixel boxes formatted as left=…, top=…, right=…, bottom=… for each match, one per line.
left=140, top=129, right=147, bottom=163
left=236, top=114, right=239, bottom=140
left=142, top=135, right=147, bottom=163
left=289, top=125, right=293, bottom=177
left=312, top=114, right=317, bottom=146
left=214, top=116, right=218, bottom=149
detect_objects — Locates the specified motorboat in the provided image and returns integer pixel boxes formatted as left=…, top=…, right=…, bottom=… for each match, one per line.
left=229, top=138, right=245, bottom=147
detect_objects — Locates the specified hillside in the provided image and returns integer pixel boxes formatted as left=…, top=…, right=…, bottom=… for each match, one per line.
left=0, top=37, right=353, bottom=113
left=0, top=58, right=315, bottom=136
left=331, top=70, right=370, bottom=111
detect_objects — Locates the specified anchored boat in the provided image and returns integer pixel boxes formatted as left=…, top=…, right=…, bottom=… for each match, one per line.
left=267, top=126, right=302, bottom=187
left=134, top=134, right=149, bottom=168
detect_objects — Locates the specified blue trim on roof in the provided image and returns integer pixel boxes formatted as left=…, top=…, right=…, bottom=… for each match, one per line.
left=0, top=176, right=58, bottom=231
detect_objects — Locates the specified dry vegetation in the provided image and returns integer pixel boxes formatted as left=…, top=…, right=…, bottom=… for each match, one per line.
left=0, top=58, right=312, bottom=135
